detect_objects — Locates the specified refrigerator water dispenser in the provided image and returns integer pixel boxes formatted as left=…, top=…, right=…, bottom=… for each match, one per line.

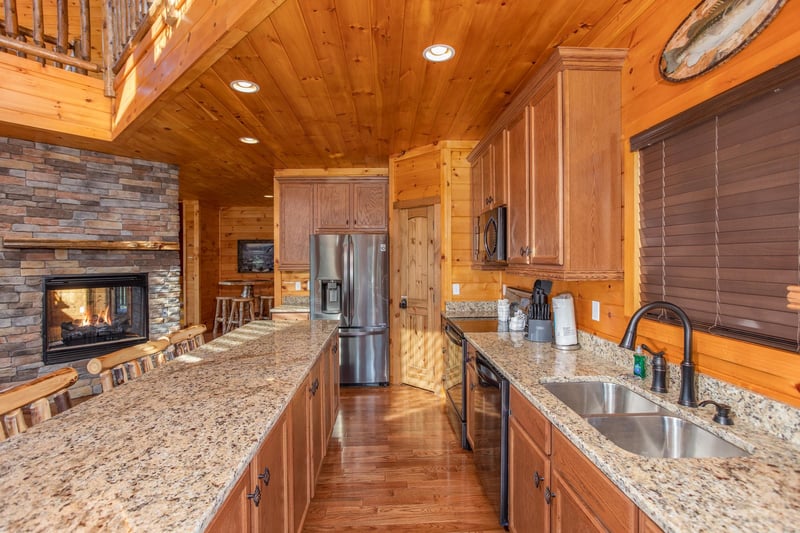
left=321, top=279, right=342, bottom=314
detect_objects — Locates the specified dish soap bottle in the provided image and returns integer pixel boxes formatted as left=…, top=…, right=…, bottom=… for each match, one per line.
left=633, top=345, right=647, bottom=379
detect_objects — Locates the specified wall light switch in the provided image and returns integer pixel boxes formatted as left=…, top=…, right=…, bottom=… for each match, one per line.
left=295, top=281, right=302, bottom=291
left=592, top=301, right=601, bottom=321
left=452, top=283, right=460, bottom=295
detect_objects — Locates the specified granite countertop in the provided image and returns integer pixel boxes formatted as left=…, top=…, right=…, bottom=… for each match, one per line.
left=0, top=319, right=339, bottom=532
left=465, top=330, right=800, bottom=533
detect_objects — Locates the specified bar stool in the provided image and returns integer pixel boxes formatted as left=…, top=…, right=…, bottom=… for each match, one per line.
left=257, top=295, right=274, bottom=320
left=227, top=297, right=256, bottom=332
left=213, top=296, right=233, bottom=337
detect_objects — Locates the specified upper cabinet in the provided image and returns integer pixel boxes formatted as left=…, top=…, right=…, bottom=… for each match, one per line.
left=314, top=181, right=388, bottom=233
left=277, top=182, right=313, bottom=270
left=471, top=47, right=626, bottom=279
left=276, top=177, right=388, bottom=271
left=473, top=130, right=508, bottom=213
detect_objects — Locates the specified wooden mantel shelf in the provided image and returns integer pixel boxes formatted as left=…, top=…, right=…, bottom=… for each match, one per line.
left=2, top=237, right=179, bottom=251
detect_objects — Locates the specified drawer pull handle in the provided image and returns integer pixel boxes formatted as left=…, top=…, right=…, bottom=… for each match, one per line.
left=247, top=485, right=262, bottom=507
left=259, top=467, right=271, bottom=487
left=534, top=471, right=544, bottom=489
left=545, top=487, right=555, bottom=505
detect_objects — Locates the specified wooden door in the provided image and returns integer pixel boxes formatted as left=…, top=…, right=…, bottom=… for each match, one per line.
left=206, top=466, right=251, bottom=533
left=398, top=205, right=440, bottom=392
left=506, top=109, right=530, bottom=264
left=530, top=73, right=564, bottom=266
left=470, top=159, right=483, bottom=263
left=352, top=182, right=388, bottom=231
left=490, top=130, right=507, bottom=207
left=289, top=375, right=310, bottom=533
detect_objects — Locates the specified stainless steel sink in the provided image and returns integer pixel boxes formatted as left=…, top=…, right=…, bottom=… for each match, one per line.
left=542, top=381, right=668, bottom=416
left=585, top=414, right=750, bottom=458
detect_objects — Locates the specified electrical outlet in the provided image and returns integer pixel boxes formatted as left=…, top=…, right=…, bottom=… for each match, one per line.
left=295, top=281, right=302, bottom=291
left=592, top=300, right=601, bottom=321
left=452, top=283, right=460, bottom=295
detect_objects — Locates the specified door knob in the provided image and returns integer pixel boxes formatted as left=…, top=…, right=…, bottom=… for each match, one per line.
left=399, top=296, right=408, bottom=309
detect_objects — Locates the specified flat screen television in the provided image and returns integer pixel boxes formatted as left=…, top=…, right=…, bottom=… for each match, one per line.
left=237, top=240, right=274, bottom=273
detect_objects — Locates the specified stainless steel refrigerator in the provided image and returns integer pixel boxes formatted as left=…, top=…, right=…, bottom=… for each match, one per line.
left=310, top=233, right=389, bottom=385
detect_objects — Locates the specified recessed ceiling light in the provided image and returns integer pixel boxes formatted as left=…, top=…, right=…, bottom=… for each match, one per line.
left=230, top=80, right=260, bottom=93
left=423, top=44, right=455, bottom=63
left=239, top=136, right=259, bottom=144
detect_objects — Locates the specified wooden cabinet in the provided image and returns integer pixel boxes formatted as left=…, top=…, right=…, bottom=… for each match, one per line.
left=469, top=47, right=626, bottom=279
left=313, top=181, right=387, bottom=233
left=289, top=374, right=310, bottom=532
left=277, top=182, right=313, bottom=270
left=508, top=385, right=550, bottom=533
left=508, top=384, right=650, bottom=533
left=506, top=108, right=531, bottom=264
left=472, top=131, right=507, bottom=216
left=308, top=359, right=325, bottom=488
left=271, top=311, right=310, bottom=321
left=323, top=335, right=340, bottom=440
left=551, top=428, right=637, bottom=532
left=207, top=416, right=289, bottom=533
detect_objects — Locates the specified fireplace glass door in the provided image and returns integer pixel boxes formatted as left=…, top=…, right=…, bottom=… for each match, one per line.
left=43, top=274, right=149, bottom=364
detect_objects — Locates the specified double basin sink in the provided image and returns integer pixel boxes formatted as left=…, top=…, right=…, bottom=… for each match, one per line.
left=542, top=381, right=749, bottom=459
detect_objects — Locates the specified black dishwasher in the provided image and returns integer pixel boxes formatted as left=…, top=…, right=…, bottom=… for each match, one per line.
left=472, top=351, right=509, bottom=527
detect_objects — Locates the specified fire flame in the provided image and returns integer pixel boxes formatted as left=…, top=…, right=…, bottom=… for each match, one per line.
left=79, top=305, right=111, bottom=326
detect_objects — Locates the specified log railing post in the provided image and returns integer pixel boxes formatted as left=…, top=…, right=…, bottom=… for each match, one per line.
left=104, top=0, right=116, bottom=97
left=3, top=0, right=25, bottom=58
left=55, top=0, right=68, bottom=68
left=31, top=0, right=44, bottom=64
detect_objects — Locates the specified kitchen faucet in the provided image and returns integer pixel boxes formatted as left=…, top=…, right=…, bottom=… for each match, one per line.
left=619, top=301, right=697, bottom=407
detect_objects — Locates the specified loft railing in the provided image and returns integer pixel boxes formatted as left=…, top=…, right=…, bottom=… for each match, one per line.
left=0, top=0, right=178, bottom=97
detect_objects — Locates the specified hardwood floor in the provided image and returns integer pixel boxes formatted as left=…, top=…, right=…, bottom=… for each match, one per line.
left=303, top=385, right=505, bottom=532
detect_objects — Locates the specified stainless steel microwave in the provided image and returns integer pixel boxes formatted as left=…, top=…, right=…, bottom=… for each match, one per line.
left=478, top=206, right=507, bottom=264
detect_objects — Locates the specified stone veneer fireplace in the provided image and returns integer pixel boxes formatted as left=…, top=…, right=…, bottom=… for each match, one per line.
left=0, top=137, right=182, bottom=397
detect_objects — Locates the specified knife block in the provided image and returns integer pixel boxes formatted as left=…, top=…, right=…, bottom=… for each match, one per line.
left=527, top=319, right=553, bottom=342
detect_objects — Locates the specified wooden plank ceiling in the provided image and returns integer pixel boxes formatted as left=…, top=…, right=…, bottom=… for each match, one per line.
left=3, top=0, right=652, bottom=205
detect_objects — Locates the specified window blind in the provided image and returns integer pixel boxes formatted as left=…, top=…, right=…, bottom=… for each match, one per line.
left=635, top=71, right=800, bottom=351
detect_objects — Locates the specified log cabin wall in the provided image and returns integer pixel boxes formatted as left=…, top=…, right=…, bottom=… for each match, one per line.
left=504, top=0, right=800, bottom=407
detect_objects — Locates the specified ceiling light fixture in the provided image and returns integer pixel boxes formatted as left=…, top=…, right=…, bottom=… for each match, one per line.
left=239, top=136, right=259, bottom=144
left=263, top=194, right=274, bottom=199
left=230, top=80, right=260, bottom=93
left=423, top=44, right=455, bottom=63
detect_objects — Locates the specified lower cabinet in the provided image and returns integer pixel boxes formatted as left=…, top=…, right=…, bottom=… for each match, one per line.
left=465, top=344, right=478, bottom=450
left=207, top=415, right=289, bottom=533
left=208, top=340, right=339, bottom=533
left=508, top=385, right=662, bottom=533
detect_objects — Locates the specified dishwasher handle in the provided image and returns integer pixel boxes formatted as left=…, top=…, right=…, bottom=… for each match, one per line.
left=476, top=356, right=501, bottom=388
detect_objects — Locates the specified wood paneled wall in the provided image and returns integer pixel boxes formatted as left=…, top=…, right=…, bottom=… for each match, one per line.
left=217, top=206, right=274, bottom=299
left=505, top=1, right=800, bottom=407
left=198, top=202, right=221, bottom=330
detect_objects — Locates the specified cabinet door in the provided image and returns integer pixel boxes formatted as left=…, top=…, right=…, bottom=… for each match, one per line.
left=529, top=74, right=564, bottom=266
left=352, top=182, right=387, bottom=231
left=551, top=429, right=637, bottom=532
left=278, top=182, right=313, bottom=270
left=550, top=467, right=605, bottom=533
left=308, top=361, right=325, bottom=490
left=490, top=131, right=507, bottom=207
left=290, top=376, right=310, bottom=533
left=470, top=159, right=483, bottom=263
left=252, top=416, right=289, bottom=533
left=508, top=416, right=550, bottom=533
left=506, top=109, right=530, bottom=264
left=480, top=147, right=494, bottom=211
left=323, top=336, right=340, bottom=439
left=314, top=182, right=351, bottom=232
left=206, top=465, right=252, bottom=533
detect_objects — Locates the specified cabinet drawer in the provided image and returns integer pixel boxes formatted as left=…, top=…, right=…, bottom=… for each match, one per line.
left=509, top=385, right=551, bottom=455
left=551, top=429, right=637, bottom=533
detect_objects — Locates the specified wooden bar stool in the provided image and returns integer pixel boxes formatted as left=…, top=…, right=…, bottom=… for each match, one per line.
left=0, top=368, right=78, bottom=441
left=227, top=297, right=256, bottom=332
left=87, top=339, right=170, bottom=393
left=213, top=296, right=233, bottom=337
left=257, top=295, right=274, bottom=320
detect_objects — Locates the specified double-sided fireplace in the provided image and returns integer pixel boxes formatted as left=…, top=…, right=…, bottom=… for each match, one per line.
left=43, top=274, right=149, bottom=365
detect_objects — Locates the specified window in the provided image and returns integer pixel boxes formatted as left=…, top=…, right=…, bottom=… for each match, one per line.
left=631, top=57, right=800, bottom=351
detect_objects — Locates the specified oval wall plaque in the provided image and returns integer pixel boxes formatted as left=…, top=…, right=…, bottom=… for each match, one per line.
left=659, top=0, right=788, bottom=82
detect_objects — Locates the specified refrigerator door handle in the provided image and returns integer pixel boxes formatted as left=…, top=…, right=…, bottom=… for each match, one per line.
left=346, top=235, right=355, bottom=327
left=342, top=236, right=351, bottom=327
left=339, top=328, right=386, bottom=338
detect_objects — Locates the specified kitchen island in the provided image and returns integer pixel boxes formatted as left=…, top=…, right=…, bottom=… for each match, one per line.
left=0, top=319, right=339, bottom=532
left=465, top=329, right=800, bottom=532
